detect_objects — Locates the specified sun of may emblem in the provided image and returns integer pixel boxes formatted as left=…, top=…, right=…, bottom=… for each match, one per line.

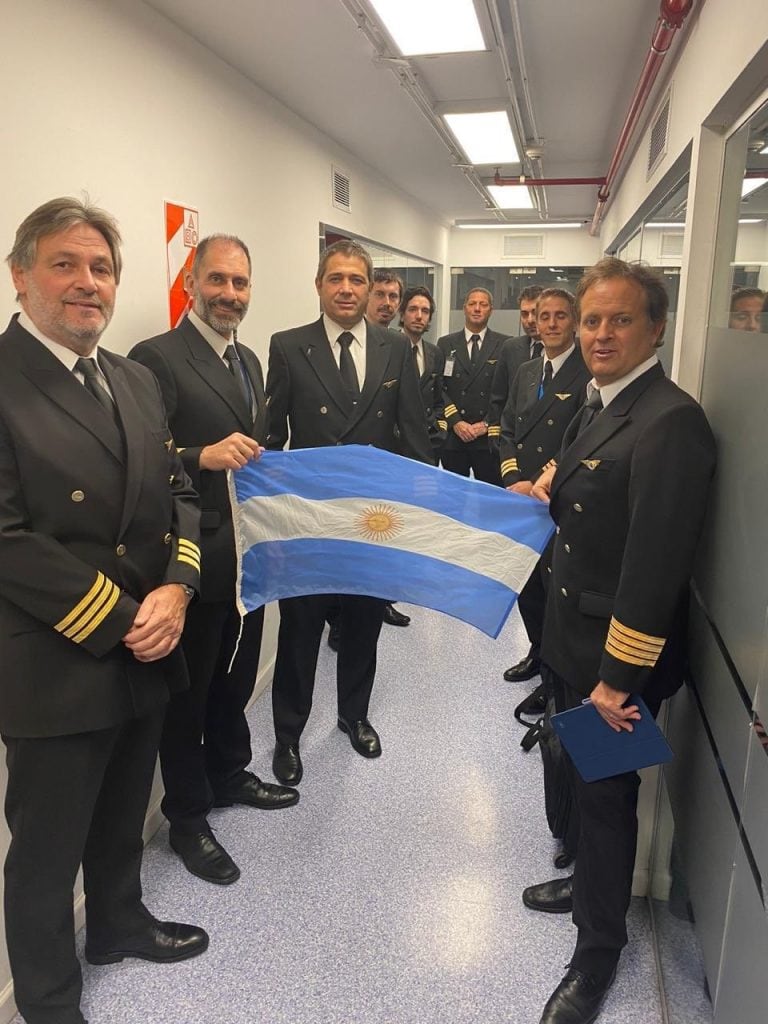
left=356, top=503, right=405, bottom=542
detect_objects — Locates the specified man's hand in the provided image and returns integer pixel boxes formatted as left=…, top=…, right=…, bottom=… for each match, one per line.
left=199, top=432, right=263, bottom=471
left=531, top=463, right=557, bottom=503
left=507, top=481, right=533, bottom=496
left=469, top=420, right=488, bottom=439
left=123, top=584, right=190, bottom=662
left=452, top=421, right=475, bottom=443
left=590, top=680, right=641, bottom=733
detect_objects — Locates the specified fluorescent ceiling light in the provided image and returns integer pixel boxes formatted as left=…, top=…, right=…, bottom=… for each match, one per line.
left=444, top=112, right=519, bottom=164
left=741, top=176, right=768, bottom=197
left=370, top=0, right=485, bottom=56
left=487, top=184, right=534, bottom=209
left=646, top=222, right=685, bottom=228
left=739, top=218, right=764, bottom=223
left=760, top=145, right=768, bottom=155
left=455, top=222, right=583, bottom=230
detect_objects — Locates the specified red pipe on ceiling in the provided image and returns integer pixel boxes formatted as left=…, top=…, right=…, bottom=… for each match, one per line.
left=493, top=174, right=607, bottom=187
left=589, top=0, right=694, bottom=235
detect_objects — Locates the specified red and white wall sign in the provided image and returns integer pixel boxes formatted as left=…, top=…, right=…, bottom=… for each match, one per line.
left=165, top=202, right=199, bottom=328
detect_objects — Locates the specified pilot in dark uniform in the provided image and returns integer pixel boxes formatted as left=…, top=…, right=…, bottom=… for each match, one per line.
left=0, top=197, right=206, bottom=1024
left=524, top=260, right=716, bottom=1024
left=266, top=240, right=433, bottom=787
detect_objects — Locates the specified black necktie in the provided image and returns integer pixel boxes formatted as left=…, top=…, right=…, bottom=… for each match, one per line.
left=577, top=387, right=603, bottom=435
left=337, top=332, right=360, bottom=399
left=538, top=360, right=553, bottom=400
left=470, top=334, right=481, bottom=364
left=75, top=357, right=118, bottom=424
left=412, top=343, right=420, bottom=375
left=532, top=341, right=543, bottom=359
left=224, top=343, right=253, bottom=411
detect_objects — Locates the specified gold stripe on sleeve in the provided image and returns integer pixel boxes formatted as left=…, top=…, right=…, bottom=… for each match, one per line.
left=54, top=572, right=109, bottom=634
left=605, top=616, right=665, bottom=667
left=70, top=584, right=121, bottom=643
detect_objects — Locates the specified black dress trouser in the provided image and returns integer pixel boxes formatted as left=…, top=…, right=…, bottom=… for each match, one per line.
left=159, top=601, right=264, bottom=833
left=3, top=710, right=163, bottom=1024
left=272, top=593, right=386, bottom=745
left=441, top=448, right=502, bottom=485
left=546, top=667, right=662, bottom=979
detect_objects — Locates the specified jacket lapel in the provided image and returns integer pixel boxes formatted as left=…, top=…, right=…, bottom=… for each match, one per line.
left=521, top=349, right=585, bottom=433
left=422, top=340, right=436, bottom=379
left=9, top=322, right=124, bottom=463
left=300, top=318, right=353, bottom=414
left=239, top=342, right=266, bottom=438
left=180, top=318, right=253, bottom=431
left=552, top=363, right=665, bottom=498
left=101, top=355, right=144, bottom=536
left=520, top=358, right=543, bottom=418
left=450, top=331, right=472, bottom=377
left=465, top=330, right=502, bottom=387
left=344, top=323, right=390, bottom=432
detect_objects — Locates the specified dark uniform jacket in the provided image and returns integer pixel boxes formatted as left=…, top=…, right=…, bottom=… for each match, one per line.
left=499, top=346, right=590, bottom=486
left=0, top=316, right=200, bottom=738
left=487, top=335, right=534, bottom=446
left=266, top=317, right=433, bottom=464
left=437, top=328, right=507, bottom=451
left=418, top=339, right=447, bottom=453
left=541, top=363, right=716, bottom=703
left=129, top=316, right=265, bottom=602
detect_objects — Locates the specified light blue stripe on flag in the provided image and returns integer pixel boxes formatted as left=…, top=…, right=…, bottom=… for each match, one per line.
left=230, top=446, right=555, bottom=638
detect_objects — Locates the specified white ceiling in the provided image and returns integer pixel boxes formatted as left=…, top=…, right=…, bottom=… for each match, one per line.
left=145, top=0, right=669, bottom=225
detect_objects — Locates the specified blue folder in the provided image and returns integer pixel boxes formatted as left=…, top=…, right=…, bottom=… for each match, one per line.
left=550, top=695, right=673, bottom=782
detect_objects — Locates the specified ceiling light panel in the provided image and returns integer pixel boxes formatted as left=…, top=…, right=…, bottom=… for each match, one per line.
left=370, top=0, right=485, bottom=56
left=487, top=184, right=534, bottom=210
left=742, top=177, right=768, bottom=198
left=444, top=112, right=519, bottom=165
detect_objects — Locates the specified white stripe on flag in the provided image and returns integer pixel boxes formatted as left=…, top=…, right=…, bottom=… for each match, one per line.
left=238, top=493, right=539, bottom=593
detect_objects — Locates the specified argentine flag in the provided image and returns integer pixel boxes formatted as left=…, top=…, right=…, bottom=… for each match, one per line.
left=230, top=446, right=554, bottom=638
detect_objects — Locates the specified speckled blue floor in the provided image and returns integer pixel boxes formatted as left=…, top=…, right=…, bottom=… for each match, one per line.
left=12, top=605, right=666, bottom=1024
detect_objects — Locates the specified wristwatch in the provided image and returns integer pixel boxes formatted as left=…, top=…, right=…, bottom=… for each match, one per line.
left=180, top=584, right=196, bottom=600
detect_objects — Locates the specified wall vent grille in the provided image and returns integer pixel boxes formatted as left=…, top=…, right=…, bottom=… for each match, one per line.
left=332, top=166, right=351, bottom=212
left=647, top=90, right=671, bottom=179
left=503, top=234, right=544, bottom=258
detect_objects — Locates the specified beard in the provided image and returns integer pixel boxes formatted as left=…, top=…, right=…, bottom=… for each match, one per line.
left=24, top=281, right=112, bottom=354
left=194, top=294, right=248, bottom=335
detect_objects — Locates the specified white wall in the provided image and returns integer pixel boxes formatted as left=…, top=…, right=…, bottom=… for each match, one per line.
left=448, top=227, right=602, bottom=268
left=0, top=2, right=450, bottom=1019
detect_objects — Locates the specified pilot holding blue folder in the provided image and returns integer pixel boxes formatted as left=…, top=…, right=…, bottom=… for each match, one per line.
left=523, top=259, right=716, bottom=1024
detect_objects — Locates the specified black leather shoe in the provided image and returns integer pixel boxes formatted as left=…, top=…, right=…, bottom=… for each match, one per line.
left=169, top=829, right=240, bottom=885
left=504, top=655, right=541, bottom=682
left=539, top=966, right=616, bottom=1024
left=522, top=875, right=573, bottom=913
left=337, top=717, right=382, bottom=758
left=327, top=623, right=340, bottom=652
left=273, top=742, right=303, bottom=785
left=85, top=920, right=209, bottom=965
left=383, top=603, right=410, bottom=627
left=213, top=771, right=299, bottom=810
